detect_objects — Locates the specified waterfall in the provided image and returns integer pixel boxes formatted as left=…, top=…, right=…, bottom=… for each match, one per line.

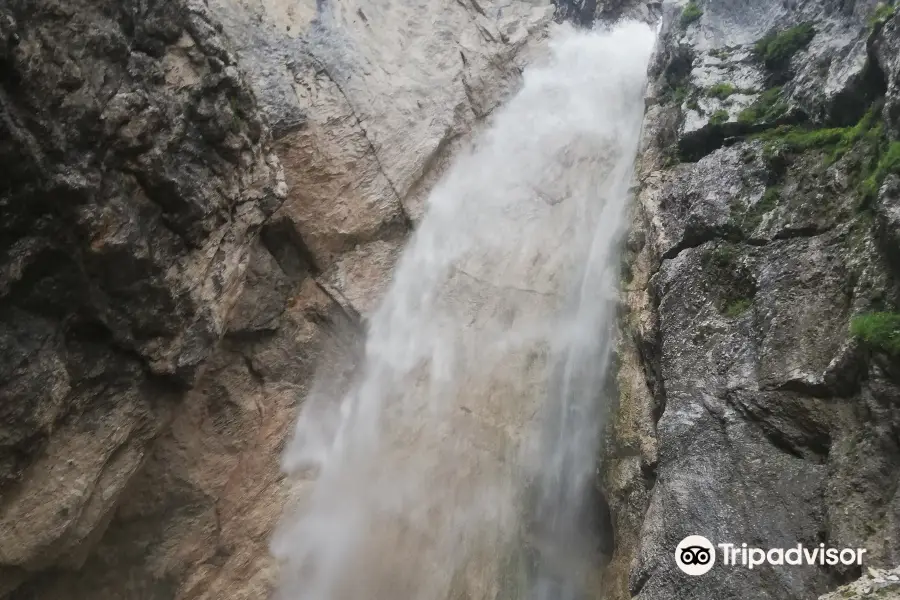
left=272, top=21, right=655, bottom=600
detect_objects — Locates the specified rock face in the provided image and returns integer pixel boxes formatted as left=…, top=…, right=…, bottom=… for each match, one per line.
left=604, top=1, right=900, bottom=599
left=0, top=0, right=286, bottom=594
left=0, top=0, right=553, bottom=598
left=819, top=566, right=900, bottom=599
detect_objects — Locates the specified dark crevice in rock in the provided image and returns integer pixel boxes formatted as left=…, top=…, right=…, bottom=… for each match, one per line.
left=659, top=231, right=721, bottom=261
left=552, top=0, right=598, bottom=27
left=628, top=561, right=652, bottom=597
left=312, top=279, right=363, bottom=330
left=768, top=379, right=836, bottom=399
left=260, top=217, right=320, bottom=281
left=222, top=327, right=278, bottom=345
left=772, top=224, right=832, bottom=241
left=828, top=36, right=888, bottom=127
left=588, top=481, right=615, bottom=559
left=642, top=280, right=667, bottom=427
left=677, top=115, right=806, bottom=164
left=659, top=223, right=832, bottom=270
left=677, top=126, right=741, bottom=164
left=725, top=392, right=830, bottom=464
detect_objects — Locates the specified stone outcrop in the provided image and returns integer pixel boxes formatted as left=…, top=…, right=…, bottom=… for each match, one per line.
left=604, top=1, right=900, bottom=599
left=0, top=0, right=554, bottom=598
left=819, top=566, right=900, bottom=599
left=0, top=0, right=286, bottom=594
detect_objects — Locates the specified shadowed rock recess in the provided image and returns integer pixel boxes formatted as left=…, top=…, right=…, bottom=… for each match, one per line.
left=605, top=0, right=900, bottom=599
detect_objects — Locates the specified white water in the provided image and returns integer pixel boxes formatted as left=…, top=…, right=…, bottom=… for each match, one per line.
left=273, top=22, right=655, bottom=600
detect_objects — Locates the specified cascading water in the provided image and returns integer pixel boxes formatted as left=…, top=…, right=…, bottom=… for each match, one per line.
left=272, top=21, right=656, bottom=600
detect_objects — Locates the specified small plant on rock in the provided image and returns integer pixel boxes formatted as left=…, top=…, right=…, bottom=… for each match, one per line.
left=708, top=82, right=737, bottom=100
left=710, top=109, right=730, bottom=125
left=680, top=1, right=703, bottom=27
left=869, top=3, right=896, bottom=28
left=755, top=23, right=816, bottom=70
left=861, top=141, right=900, bottom=201
left=850, top=312, right=900, bottom=355
left=738, top=87, right=788, bottom=124
left=723, top=298, right=752, bottom=317
left=702, top=244, right=757, bottom=319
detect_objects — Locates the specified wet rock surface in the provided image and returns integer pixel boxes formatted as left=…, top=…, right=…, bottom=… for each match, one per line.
left=606, top=1, right=900, bottom=599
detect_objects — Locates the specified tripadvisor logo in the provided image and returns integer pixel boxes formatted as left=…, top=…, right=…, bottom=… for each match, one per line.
left=674, top=536, right=868, bottom=576
left=675, top=535, right=716, bottom=576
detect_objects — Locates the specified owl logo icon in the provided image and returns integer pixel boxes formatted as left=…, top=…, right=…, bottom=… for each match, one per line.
left=675, top=535, right=716, bottom=575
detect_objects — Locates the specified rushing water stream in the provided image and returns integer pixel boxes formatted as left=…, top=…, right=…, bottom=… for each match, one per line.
left=273, top=21, right=655, bottom=600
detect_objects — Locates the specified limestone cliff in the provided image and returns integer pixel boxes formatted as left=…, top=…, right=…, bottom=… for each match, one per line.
left=4, top=0, right=899, bottom=598
left=0, top=0, right=554, bottom=598
left=604, top=1, right=900, bottom=599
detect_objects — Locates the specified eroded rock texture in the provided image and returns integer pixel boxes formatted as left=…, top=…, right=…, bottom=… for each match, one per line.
left=605, top=1, right=900, bottom=599
left=0, top=0, right=554, bottom=598
left=0, top=0, right=287, bottom=594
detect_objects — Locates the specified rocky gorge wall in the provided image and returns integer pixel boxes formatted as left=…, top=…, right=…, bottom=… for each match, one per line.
left=604, top=0, right=900, bottom=599
left=0, top=0, right=556, bottom=598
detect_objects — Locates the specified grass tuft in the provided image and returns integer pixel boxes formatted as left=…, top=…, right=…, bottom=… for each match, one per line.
left=869, top=3, right=896, bottom=27
left=850, top=312, right=900, bottom=355
left=680, top=1, right=703, bottom=27
left=724, top=298, right=753, bottom=317
left=755, top=23, right=816, bottom=69
left=708, top=82, right=737, bottom=99
left=738, top=87, right=788, bottom=124
left=709, top=109, right=730, bottom=125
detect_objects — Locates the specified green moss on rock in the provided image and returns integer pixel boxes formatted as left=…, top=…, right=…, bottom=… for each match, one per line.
left=723, top=298, right=753, bottom=317
left=738, top=87, right=788, bottom=124
left=680, top=1, right=703, bottom=27
left=869, top=3, right=896, bottom=27
left=850, top=312, right=900, bottom=355
left=709, top=109, right=729, bottom=125
left=755, top=23, right=816, bottom=69
left=708, top=83, right=737, bottom=99
left=861, top=141, right=900, bottom=201
left=702, top=244, right=757, bottom=318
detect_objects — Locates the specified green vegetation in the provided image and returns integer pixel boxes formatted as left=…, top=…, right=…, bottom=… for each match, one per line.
left=748, top=106, right=898, bottom=204
left=850, top=312, right=900, bottom=355
left=680, top=1, right=703, bottom=27
left=709, top=109, right=730, bottom=125
left=869, top=2, right=896, bottom=27
left=723, top=298, right=753, bottom=317
left=754, top=106, right=881, bottom=160
left=861, top=141, right=900, bottom=201
left=738, top=87, right=788, bottom=124
left=704, top=244, right=738, bottom=269
left=754, top=23, right=816, bottom=69
left=708, top=82, right=737, bottom=99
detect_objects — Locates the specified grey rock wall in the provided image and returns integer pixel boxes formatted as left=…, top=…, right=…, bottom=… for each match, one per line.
left=605, top=1, right=900, bottom=599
